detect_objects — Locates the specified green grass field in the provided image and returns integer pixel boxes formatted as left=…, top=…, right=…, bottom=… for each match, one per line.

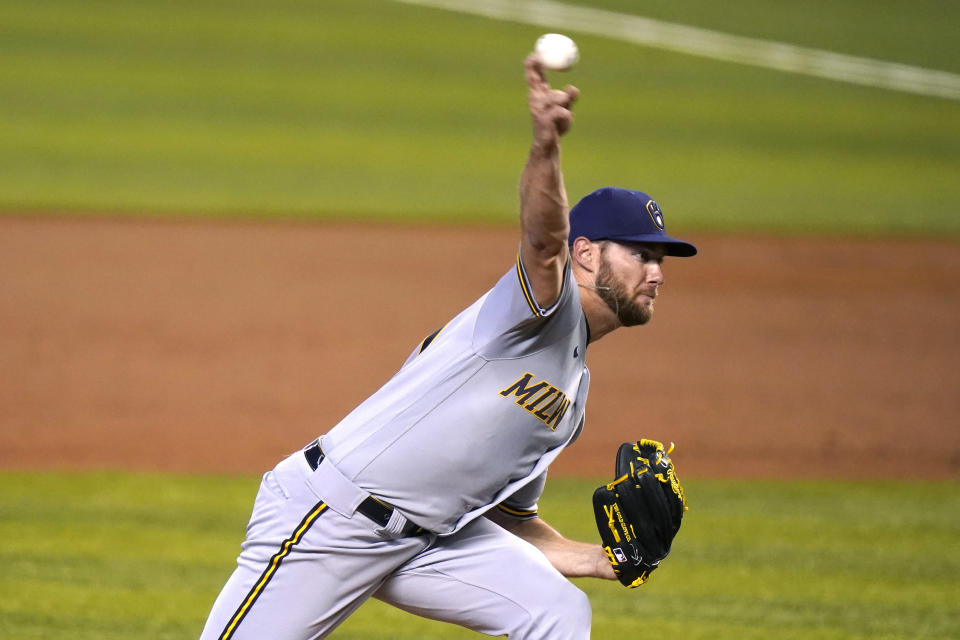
left=1, top=0, right=958, bottom=235
left=1, top=472, right=957, bottom=639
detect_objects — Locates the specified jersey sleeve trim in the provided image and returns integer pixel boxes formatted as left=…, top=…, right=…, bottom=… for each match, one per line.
left=417, top=323, right=447, bottom=355
left=496, top=503, right=538, bottom=519
left=515, top=252, right=566, bottom=318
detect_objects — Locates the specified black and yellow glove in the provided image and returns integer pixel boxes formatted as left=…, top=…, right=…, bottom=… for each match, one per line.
left=592, top=439, right=688, bottom=588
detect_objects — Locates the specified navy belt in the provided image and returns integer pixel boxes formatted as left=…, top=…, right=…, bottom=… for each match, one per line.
left=304, top=441, right=424, bottom=537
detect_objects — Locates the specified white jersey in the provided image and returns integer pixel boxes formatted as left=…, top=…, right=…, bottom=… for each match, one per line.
left=321, top=254, right=590, bottom=534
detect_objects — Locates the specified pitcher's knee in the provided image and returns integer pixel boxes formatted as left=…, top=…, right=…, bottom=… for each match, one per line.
left=515, top=580, right=591, bottom=639
left=555, top=585, right=592, bottom=631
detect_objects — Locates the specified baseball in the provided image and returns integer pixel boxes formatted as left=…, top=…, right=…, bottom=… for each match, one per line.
left=534, top=33, right=579, bottom=71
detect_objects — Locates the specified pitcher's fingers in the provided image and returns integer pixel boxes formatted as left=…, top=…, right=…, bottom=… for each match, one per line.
left=524, top=54, right=548, bottom=91
left=562, top=85, right=580, bottom=106
left=550, top=87, right=579, bottom=109
left=549, top=105, right=574, bottom=135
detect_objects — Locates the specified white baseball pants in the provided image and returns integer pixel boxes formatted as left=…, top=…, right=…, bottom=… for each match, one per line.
left=198, top=450, right=591, bottom=639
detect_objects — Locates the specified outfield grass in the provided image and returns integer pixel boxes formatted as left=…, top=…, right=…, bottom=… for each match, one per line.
left=1, top=472, right=957, bottom=639
left=571, top=0, right=960, bottom=72
left=1, top=0, right=958, bottom=235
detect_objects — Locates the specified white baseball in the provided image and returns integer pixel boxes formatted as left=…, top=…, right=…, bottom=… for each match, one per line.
left=534, top=33, right=579, bottom=71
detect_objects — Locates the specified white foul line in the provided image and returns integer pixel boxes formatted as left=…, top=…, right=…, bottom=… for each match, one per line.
left=393, top=0, right=960, bottom=101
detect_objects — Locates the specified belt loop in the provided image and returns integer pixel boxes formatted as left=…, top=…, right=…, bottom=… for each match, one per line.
left=382, top=508, right=411, bottom=537
left=304, top=439, right=324, bottom=471
left=302, top=439, right=424, bottom=537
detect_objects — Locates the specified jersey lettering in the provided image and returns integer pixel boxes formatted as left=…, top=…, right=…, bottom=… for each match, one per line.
left=499, top=373, right=571, bottom=430
left=525, top=386, right=558, bottom=412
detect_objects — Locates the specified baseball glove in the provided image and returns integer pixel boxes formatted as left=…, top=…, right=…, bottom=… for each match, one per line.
left=592, top=439, right=688, bottom=588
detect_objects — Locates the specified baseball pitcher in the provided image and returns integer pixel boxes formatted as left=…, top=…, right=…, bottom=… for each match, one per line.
left=199, top=52, right=696, bottom=640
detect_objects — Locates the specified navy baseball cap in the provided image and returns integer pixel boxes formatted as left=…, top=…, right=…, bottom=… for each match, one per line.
left=568, top=187, right=697, bottom=257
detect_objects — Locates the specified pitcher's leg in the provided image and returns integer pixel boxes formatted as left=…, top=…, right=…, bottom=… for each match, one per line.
left=199, top=458, right=428, bottom=640
left=375, top=518, right=591, bottom=639
left=199, top=501, right=365, bottom=640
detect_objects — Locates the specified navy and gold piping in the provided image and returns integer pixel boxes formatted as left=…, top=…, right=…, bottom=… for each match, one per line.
left=417, top=324, right=446, bottom=355
left=497, top=503, right=538, bottom=519
left=218, top=502, right=329, bottom=640
left=516, top=253, right=544, bottom=317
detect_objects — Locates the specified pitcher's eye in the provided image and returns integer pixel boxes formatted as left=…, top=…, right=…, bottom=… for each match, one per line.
left=633, top=251, right=660, bottom=264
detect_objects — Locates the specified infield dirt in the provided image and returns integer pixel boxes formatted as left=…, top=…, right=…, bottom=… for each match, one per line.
left=1, top=216, right=957, bottom=479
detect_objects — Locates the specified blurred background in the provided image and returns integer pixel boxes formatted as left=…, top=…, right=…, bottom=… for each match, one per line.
left=1, top=1, right=958, bottom=638
left=1, top=0, right=958, bottom=231
left=2, top=0, right=958, bottom=476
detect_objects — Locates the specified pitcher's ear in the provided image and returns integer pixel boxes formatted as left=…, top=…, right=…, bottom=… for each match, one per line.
left=571, top=237, right=600, bottom=272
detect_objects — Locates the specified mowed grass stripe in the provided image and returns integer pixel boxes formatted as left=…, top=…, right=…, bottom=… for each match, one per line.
left=1, top=0, right=959, bottom=234
left=394, top=0, right=960, bottom=99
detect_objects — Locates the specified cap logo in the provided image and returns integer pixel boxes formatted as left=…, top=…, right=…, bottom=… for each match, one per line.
left=645, top=200, right=665, bottom=230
